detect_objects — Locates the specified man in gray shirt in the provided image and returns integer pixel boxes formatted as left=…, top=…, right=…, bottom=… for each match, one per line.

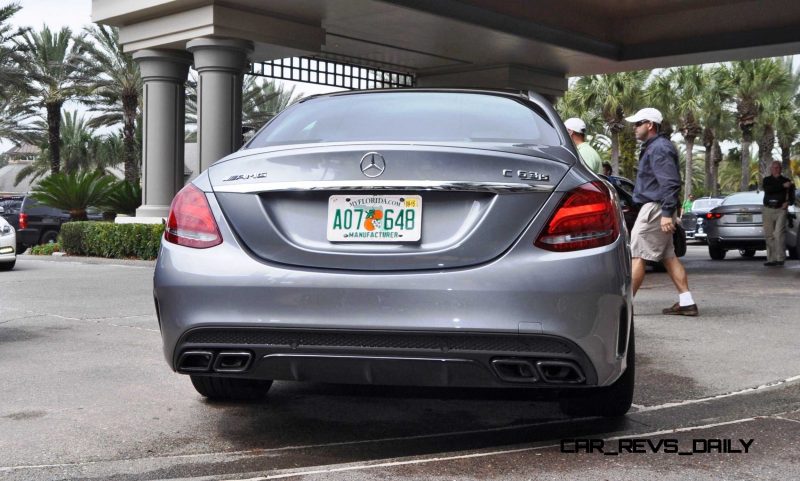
left=627, top=108, right=698, bottom=316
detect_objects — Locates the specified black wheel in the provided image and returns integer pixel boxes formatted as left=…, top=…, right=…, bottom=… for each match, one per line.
left=788, top=244, right=800, bottom=260
left=559, top=324, right=635, bottom=418
left=40, top=230, right=58, bottom=244
left=708, top=244, right=726, bottom=260
left=739, top=249, right=756, bottom=258
left=190, top=375, right=272, bottom=401
left=0, top=260, right=14, bottom=271
left=16, top=243, right=26, bottom=254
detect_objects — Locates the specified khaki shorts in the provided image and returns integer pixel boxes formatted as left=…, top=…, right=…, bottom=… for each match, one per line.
left=630, top=202, right=676, bottom=262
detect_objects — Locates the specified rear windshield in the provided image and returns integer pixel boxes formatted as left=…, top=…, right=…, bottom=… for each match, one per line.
left=721, top=192, right=764, bottom=205
left=692, top=199, right=722, bottom=210
left=247, top=92, right=561, bottom=148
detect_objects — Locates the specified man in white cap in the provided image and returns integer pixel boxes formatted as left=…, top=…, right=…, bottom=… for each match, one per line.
left=626, top=107, right=698, bottom=316
left=564, top=117, right=602, bottom=174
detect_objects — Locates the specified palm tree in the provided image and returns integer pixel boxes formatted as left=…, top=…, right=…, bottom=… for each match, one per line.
left=0, top=2, right=30, bottom=100
left=698, top=65, right=733, bottom=196
left=0, top=93, right=37, bottom=145
left=568, top=71, right=648, bottom=174
left=772, top=60, right=800, bottom=175
left=669, top=65, right=706, bottom=201
left=18, top=26, right=91, bottom=175
left=14, top=111, right=113, bottom=185
left=29, top=170, right=116, bottom=220
left=80, top=24, right=142, bottom=183
left=728, top=59, right=791, bottom=191
left=185, top=74, right=300, bottom=143
left=241, top=76, right=298, bottom=139
left=645, top=71, right=678, bottom=137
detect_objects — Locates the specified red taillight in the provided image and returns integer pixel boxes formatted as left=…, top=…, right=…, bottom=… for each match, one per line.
left=18, top=213, right=27, bottom=230
left=535, top=181, right=620, bottom=252
left=705, top=212, right=722, bottom=219
left=164, top=184, right=222, bottom=249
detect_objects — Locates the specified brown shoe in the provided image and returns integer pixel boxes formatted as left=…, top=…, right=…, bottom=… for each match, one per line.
left=662, top=302, right=699, bottom=316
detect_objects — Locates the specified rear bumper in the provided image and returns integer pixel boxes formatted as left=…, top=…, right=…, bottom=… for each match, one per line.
left=16, top=228, right=40, bottom=247
left=176, top=327, right=598, bottom=388
left=155, top=236, right=633, bottom=389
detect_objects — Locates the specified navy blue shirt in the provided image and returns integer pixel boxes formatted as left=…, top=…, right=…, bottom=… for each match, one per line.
left=632, top=134, right=682, bottom=217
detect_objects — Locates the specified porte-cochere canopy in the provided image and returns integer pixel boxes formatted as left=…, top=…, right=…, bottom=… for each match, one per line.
left=93, top=0, right=800, bottom=218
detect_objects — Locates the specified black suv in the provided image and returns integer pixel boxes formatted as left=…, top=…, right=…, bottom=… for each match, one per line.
left=0, top=195, right=23, bottom=226
left=16, top=196, right=102, bottom=250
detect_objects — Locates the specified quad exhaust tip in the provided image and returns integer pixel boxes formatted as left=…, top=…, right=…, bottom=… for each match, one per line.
left=177, top=350, right=253, bottom=373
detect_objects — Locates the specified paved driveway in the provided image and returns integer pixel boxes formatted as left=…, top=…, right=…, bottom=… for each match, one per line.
left=0, top=247, right=798, bottom=480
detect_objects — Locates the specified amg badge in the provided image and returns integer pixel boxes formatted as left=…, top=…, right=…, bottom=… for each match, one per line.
left=222, top=172, right=268, bottom=182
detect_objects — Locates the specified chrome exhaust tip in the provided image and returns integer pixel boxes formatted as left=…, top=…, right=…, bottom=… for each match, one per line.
left=536, top=360, right=586, bottom=384
left=213, top=351, right=253, bottom=372
left=491, top=358, right=540, bottom=383
left=177, top=351, right=214, bottom=372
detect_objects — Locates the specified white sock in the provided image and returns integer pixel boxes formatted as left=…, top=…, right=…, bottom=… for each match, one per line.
left=679, top=292, right=695, bottom=306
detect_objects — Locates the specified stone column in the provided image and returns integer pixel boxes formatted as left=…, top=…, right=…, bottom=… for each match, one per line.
left=132, top=49, right=192, bottom=219
left=187, top=38, right=253, bottom=173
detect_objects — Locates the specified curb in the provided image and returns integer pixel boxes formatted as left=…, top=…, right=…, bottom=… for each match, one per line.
left=17, top=254, right=156, bottom=268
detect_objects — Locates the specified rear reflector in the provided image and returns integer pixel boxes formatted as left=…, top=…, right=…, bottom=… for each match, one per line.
left=535, top=181, right=619, bottom=252
left=164, top=184, right=222, bottom=249
left=19, top=212, right=27, bottom=230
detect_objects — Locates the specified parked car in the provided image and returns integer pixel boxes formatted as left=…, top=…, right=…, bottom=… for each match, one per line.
left=154, top=89, right=635, bottom=417
left=784, top=190, right=800, bottom=259
left=705, top=191, right=766, bottom=260
left=15, top=196, right=103, bottom=250
left=0, top=215, right=16, bottom=270
left=680, top=196, right=724, bottom=242
left=601, top=174, right=687, bottom=260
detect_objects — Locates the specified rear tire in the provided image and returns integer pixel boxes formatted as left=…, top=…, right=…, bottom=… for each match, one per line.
left=190, top=375, right=272, bottom=401
left=739, top=249, right=756, bottom=258
left=708, top=244, right=726, bottom=260
left=559, top=325, right=635, bottom=418
left=40, top=230, right=58, bottom=245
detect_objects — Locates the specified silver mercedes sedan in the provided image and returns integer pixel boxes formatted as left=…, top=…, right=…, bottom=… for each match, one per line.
left=154, top=89, right=633, bottom=417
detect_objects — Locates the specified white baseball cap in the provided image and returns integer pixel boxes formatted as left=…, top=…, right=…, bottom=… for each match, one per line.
left=625, top=108, right=663, bottom=124
left=564, top=117, right=586, bottom=134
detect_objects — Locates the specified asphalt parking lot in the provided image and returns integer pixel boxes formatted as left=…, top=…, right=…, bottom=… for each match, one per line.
left=1, top=245, right=799, bottom=481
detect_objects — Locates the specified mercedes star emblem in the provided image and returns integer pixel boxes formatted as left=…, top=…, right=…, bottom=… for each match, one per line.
left=359, top=152, right=386, bottom=178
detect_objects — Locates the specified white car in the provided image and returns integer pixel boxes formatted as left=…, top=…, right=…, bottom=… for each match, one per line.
left=0, top=213, right=16, bottom=271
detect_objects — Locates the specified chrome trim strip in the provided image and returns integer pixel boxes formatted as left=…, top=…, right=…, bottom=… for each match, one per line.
left=262, top=353, right=474, bottom=363
left=213, top=180, right=552, bottom=194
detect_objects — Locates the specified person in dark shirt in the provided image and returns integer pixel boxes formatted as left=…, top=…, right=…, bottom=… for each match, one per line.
left=627, top=108, right=698, bottom=316
left=762, top=161, right=795, bottom=266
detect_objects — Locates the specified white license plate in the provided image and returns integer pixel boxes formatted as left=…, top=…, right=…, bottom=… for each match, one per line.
left=327, top=195, right=422, bottom=242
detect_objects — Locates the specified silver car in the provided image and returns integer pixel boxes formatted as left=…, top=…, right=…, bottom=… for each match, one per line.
left=154, top=89, right=634, bottom=417
left=705, top=191, right=766, bottom=259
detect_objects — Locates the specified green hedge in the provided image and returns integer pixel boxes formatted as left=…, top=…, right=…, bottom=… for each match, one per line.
left=60, top=222, right=165, bottom=260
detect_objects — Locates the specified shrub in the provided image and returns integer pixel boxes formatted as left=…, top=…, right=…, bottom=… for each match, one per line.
left=30, top=243, right=60, bottom=255
left=60, top=222, right=164, bottom=260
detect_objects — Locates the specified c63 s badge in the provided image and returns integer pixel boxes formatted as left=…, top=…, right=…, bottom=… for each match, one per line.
left=223, top=172, right=268, bottom=182
left=502, top=169, right=549, bottom=181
